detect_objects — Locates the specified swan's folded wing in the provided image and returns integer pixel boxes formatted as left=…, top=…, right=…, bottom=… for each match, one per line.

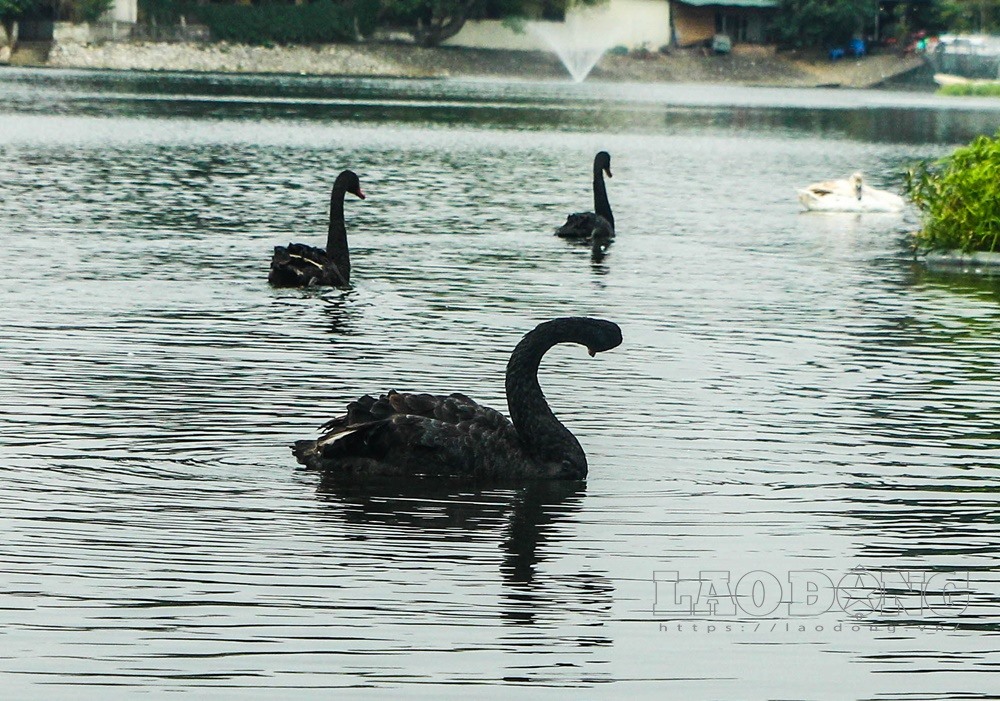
left=804, top=186, right=835, bottom=196
left=298, top=412, right=520, bottom=478
left=269, top=243, right=343, bottom=287
left=319, top=390, right=498, bottom=432
left=803, top=178, right=859, bottom=197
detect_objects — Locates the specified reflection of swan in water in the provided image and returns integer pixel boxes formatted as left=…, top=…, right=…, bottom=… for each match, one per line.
left=273, top=288, right=360, bottom=337
left=317, top=478, right=613, bottom=629
left=313, top=478, right=614, bottom=683
left=317, top=480, right=584, bottom=585
left=590, top=255, right=611, bottom=279
left=798, top=172, right=905, bottom=213
left=268, top=170, right=366, bottom=288
left=293, top=318, right=623, bottom=480
left=590, top=232, right=612, bottom=263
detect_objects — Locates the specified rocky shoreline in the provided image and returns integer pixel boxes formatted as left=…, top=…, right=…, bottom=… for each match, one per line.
left=47, top=41, right=440, bottom=78
left=20, top=39, right=930, bottom=88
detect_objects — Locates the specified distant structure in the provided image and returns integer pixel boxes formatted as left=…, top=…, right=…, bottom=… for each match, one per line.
left=671, top=0, right=777, bottom=47
left=110, top=0, right=138, bottom=24
left=446, top=0, right=779, bottom=52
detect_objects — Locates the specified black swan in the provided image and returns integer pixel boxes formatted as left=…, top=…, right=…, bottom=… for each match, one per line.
left=293, top=317, right=623, bottom=481
left=268, top=170, right=365, bottom=288
left=555, top=151, right=615, bottom=243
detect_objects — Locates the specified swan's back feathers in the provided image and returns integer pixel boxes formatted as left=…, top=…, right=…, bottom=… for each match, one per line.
left=556, top=213, right=614, bottom=240
left=295, top=404, right=520, bottom=479
left=268, top=243, right=347, bottom=287
left=319, top=390, right=490, bottom=433
left=295, top=390, right=522, bottom=478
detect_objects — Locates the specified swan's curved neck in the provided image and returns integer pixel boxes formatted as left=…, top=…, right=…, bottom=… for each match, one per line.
left=326, top=186, right=350, bottom=285
left=593, top=170, right=614, bottom=231
left=506, top=325, right=585, bottom=465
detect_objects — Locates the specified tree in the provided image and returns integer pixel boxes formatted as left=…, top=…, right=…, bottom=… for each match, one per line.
left=0, top=0, right=40, bottom=49
left=771, top=0, right=876, bottom=49
left=941, top=0, right=1000, bottom=31
left=378, top=0, right=598, bottom=47
left=74, top=0, right=114, bottom=22
left=900, top=1, right=959, bottom=36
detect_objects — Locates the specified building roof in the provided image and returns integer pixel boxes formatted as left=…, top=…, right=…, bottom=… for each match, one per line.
left=674, top=0, right=779, bottom=8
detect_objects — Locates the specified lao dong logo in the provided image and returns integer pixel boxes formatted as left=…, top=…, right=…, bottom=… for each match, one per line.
left=653, top=567, right=970, bottom=619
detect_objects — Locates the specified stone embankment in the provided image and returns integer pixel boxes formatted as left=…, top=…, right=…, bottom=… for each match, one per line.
left=12, top=33, right=929, bottom=88
left=47, top=41, right=438, bottom=78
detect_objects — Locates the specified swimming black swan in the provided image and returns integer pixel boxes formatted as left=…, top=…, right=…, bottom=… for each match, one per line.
left=556, top=151, right=614, bottom=242
left=268, top=170, right=365, bottom=287
left=293, top=317, right=623, bottom=481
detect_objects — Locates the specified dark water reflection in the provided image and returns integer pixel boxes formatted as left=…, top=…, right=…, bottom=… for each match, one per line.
left=3, top=67, right=1000, bottom=142
left=0, top=68, right=998, bottom=698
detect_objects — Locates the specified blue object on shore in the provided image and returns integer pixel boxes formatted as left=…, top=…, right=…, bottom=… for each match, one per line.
left=829, top=47, right=845, bottom=60
left=851, top=38, right=866, bottom=57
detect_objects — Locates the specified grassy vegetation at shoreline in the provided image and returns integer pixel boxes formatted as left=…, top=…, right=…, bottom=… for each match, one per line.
left=938, top=83, right=1000, bottom=97
left=905, top=132, right=1000, bottom=253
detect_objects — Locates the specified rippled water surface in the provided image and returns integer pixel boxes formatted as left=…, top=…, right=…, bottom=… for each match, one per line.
left=1, top=68, right=999, bottom=699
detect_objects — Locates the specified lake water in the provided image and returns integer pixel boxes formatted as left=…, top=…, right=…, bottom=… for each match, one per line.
left=1, top=67, right=999, bottom=699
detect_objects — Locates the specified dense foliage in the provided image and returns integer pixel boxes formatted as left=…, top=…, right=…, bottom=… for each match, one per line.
left=890, top=0, right=963, bottom=38
left=75, top=0, right=113, bottom=22
left=943, top=0, right=1000, bottom=32
left=771, top=0, right=988, bottom=49
left=905, top=132, right=1000, bottom=252
left=135, top=0, right=587, bottom=47
left=1, top=0, right=40, bottom=47
left=14, top=0, right=1000, bottom=49
left=771, top=0, right=875, bottom=48
left=195, top=0, right=378, bottom=45
left=124, top=0, right=1000, bottom=48
left=138, top=0, right=193, bottom=26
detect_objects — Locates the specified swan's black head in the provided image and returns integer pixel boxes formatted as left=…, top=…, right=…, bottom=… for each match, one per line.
left=335, top=169, right=366, bottom=200
left=594, top=151, right=612, bottom=179
left=581, top=317, right=622, bottom=357
left=543, top=456, right=587, bottom=480
left=530, top=316, right=622, bottom=358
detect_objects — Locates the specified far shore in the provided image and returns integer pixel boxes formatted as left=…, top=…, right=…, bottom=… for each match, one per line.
left=4, top=39, right=932, bottom=89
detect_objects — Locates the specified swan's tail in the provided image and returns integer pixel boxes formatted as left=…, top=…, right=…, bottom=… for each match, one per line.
left=556, top=213, right=596, bottom=238
left=292, top=439, right=321, bottom=468
left=293, top=422, right=380, bottom=470
left=292, top=417, right=417, bottom=476
left=796, top=189, right=818, bottom=210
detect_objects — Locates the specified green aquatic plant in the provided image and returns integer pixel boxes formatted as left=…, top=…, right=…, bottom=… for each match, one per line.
left=904, top=131, right=1000, bottom=253
left=938, top=83, right=1000, bottom=97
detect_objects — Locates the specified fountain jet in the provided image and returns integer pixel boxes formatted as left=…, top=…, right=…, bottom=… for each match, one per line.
left=529, top=7, right=620, bottom=83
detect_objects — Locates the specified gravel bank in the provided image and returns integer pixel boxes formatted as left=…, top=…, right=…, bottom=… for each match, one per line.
left=42, top=40, right=927, bottom=88
left=47, top=41, right=436, bottom=77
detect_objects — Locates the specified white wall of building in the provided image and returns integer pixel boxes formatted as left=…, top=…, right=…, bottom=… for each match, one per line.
left=445, top=20, right=546, bottom=51
left=610, top=0, right=672, bottom=49
left=445, top=0, right=671, bottom=52
left=110, top=0, right=138, bottom=23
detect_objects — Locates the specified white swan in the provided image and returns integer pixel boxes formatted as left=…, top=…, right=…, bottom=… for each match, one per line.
left=798, top=172, right=905, bottom=213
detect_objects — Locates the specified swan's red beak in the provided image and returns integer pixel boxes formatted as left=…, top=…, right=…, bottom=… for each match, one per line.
left=588, top=348, right=597, bottom=357
left=604, top=167, right=612, bottom=178
left=353, top=188, right=366, bottom=200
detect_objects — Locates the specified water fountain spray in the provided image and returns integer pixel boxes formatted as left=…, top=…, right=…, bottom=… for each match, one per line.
left=529, top=6, right=620, bottom=83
